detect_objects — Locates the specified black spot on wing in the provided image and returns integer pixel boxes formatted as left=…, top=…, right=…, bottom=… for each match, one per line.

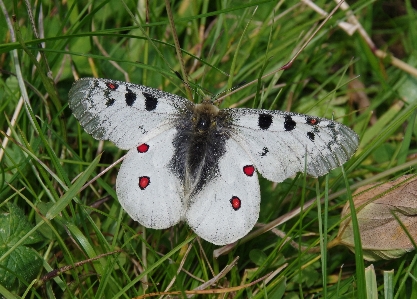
left=326, top=122, right=338, bottom=139
left=327, top=122, right=336, bottom=129
left=284, top=115, right=296, bottom=131
left=260, top=147, right=269, bottom=156
left=307, top=131, right=315, bottom=141
left=106, top=98, right=116, bottom=107
left=125, top=88, right=136, bottom=106
left=258, top=114, right=273, bottom=130
left=143, top=92, right=158, bottom=111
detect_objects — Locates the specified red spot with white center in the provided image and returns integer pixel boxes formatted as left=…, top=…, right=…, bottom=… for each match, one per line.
left=138, top=176, right=150, bottom=190
left=230, top=196, right=241, bottom=211
left=137, top=143, right=149, bottom=153
left=243, top=165, right=255, bottom=177
left=307, top=118, right=318, bottom=125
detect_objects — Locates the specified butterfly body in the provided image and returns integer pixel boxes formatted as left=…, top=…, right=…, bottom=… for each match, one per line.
left=69, top=78, right=359, bottom=245
left=171, top=101, right=231, bottom=198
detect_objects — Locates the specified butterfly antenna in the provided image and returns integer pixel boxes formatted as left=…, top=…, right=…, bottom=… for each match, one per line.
left=120, top=0, right=196, bottom=101
left=174, top=71, right=193, bottom=90
left=164, top=0, right=193, bottom=101
left=211, top=81, right=247, bottom=104
left=174, top=71, right=215, bottom=102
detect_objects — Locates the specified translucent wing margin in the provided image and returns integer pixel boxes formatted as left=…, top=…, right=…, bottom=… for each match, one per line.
left=68, top=78, right=192, bottom=149
left=224, top=108, right=359, bottom=182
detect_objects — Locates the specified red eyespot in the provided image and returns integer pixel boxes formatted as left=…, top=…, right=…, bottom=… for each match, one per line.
left=230, top=196, right=241, bottom=211
left=106, top=82, right=118, bottom=90
left=307, top=117, right=318, bottom=125
left=137, top=143, right=149, bottom=153
left=243, top=165, right=255, bottom=177
left=138, top=176, right=150, bottom=190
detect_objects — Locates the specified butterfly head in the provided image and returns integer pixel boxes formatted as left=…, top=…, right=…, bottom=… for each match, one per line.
left=193, top=101, right=220, bottom=133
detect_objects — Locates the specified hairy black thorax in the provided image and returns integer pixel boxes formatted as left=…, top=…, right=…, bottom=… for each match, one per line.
left=169, top=101, right=232, bottom=199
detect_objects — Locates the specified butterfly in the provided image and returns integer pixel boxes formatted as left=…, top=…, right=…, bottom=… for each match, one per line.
left=68, top=78, right=359, bottom=245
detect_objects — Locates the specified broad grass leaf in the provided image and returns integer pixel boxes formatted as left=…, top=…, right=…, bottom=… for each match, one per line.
left=0, top=203, right=43, bottom=292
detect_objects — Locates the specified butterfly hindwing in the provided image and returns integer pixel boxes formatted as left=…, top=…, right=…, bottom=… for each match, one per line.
left=225, top=108, right=359, bottom=182
left=185, top=138, right=260, bottom=245
left=116, top=127, right=185, bottom=229
left=68, top=78, right=191, bottom=149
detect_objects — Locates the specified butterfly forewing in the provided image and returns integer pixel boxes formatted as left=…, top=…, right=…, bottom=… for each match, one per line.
left=68, top=78, right=191, bottom=149
left=225, top=109, right=359, bottom=182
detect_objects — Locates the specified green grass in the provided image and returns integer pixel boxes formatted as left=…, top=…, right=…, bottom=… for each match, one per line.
left=1, top=0, right=417, bottom=298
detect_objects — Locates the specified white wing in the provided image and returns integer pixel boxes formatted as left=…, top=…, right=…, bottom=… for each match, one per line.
left=116, top=127, right=185, bottom=229
left=224, top=108, right=359, bottom=182
left=68, top=78, right=192, bottom=149
left=185, top=138, right=260, bottom=245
